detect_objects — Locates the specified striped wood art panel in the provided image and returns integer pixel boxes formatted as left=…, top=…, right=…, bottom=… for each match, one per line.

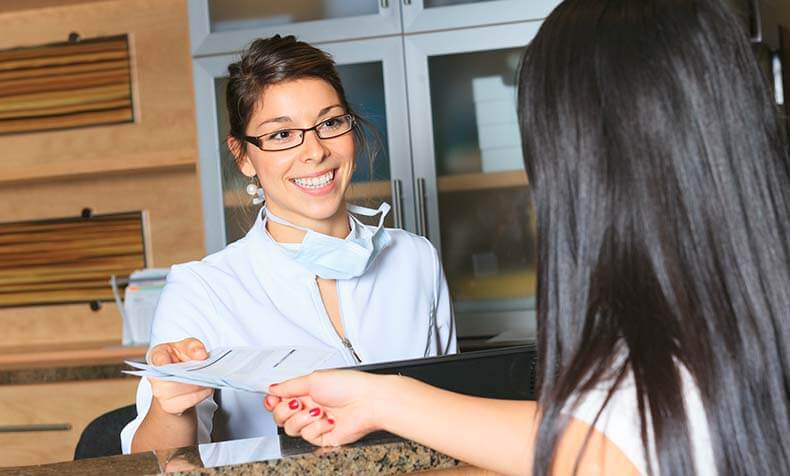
left=0, top=212, right=148, bottom=307
left=0, top=35, right=134, bottom=135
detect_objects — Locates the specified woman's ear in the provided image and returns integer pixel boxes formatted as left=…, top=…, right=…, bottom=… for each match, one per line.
left=227, top=136, right=256, bottom=177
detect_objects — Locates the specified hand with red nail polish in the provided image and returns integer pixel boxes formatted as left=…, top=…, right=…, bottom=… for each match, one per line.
left=267, top=369, right=386, bottom=447
left=263, top=383, right=283, bottom=412
left=263, top=394, right=281, bottom=412
left=270, top=394, right=325, bottom=437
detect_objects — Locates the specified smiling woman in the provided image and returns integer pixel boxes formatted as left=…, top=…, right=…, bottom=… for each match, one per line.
left=233, top=77, right=356, bottom=234
left=120, top=35, right=457, bottom=454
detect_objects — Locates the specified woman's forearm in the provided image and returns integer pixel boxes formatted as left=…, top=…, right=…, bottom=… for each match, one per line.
left=130, top=398, right=199, bottom=453
left=373, top=375, right=537, bottom=476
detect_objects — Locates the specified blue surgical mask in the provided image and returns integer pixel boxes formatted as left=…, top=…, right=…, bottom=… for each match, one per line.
left=264, top=203, right=392, bottom=280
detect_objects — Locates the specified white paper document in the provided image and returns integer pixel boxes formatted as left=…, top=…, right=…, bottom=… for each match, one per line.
left=124, top=346, right=338, bottom=393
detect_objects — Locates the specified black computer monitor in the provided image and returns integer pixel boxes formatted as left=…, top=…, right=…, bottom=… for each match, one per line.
left=356, top=344, right=537, bottom=401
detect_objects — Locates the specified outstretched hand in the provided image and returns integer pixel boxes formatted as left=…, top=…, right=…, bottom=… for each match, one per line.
left=146, top=337, right=214, bottom=415
left=266, top=369, right=388, bottom=447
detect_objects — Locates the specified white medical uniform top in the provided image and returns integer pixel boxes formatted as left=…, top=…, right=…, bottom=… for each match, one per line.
left=121, top=210, right=457, bottom=453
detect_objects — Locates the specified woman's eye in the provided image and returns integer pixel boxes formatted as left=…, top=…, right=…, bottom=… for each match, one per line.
left=322, top=118, right=339, bottom=129
left=267, top=130, right=291, bottom=141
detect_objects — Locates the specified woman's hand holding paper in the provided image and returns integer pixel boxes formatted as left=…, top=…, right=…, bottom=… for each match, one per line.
left=146, top=337, right=214, bottom=415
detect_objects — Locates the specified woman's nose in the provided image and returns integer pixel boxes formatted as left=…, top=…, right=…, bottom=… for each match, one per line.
left=299, top=129, right=328, bottom=163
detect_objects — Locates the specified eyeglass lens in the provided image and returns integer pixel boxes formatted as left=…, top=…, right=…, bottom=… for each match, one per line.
left=261, top=114, right=353, bottom=151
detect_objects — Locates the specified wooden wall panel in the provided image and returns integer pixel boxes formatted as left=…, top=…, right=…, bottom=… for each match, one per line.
left=0, top=167, right=204, bottom=349
left=0, top=0, right=198, bottom=178
left=0, top=0, right=205, bottom=350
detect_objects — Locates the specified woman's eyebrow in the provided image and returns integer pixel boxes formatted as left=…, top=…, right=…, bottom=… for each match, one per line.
left=257, top=115, right=291, bottom=128
left=316, top=104, right=343, bottom=117
left=256, top=104, right=344, bottom=130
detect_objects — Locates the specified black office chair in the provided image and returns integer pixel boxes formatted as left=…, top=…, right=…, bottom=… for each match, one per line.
left=74, top=404, right=137, bottom=460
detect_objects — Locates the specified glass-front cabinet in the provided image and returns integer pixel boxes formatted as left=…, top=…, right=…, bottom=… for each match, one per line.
left=401, top=0, right=556, bottom=33
left=188, top=1, right=402, bottom=56
left=188, top=0, right=559, bottom=344
left=405, top=22, right=541, bottom=339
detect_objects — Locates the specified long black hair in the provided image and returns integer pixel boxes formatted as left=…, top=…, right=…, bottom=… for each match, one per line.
left=517, top=0, right=790, bottom=474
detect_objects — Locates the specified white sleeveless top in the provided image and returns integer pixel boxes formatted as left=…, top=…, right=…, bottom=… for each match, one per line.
left=563, top=363, right=716, bottom=475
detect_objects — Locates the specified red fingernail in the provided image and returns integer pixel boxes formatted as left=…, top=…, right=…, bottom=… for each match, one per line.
left=288, top=399, right=300, bottom=410
left=309, top=407, right=321, bottom=417
left=327, top=418, right=335, bottom=425
left=270, top=383, right=279, bottom=387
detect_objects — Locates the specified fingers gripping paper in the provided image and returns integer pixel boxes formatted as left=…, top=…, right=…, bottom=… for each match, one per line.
left=125, top=347, right=338, bottom=393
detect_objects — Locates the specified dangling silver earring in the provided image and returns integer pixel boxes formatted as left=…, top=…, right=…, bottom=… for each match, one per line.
left=245, top=178, right=265, bottom=205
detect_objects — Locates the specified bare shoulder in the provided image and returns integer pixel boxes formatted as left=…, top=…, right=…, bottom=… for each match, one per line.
left=552, top=416, right=640, bottom=476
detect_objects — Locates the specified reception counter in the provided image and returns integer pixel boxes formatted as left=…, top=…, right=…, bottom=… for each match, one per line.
left=0, top=431, right=462, bottom=475
left=1, top=344, right=532, bottom=471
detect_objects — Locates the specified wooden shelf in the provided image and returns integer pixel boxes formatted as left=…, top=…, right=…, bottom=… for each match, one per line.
left=347, top=180, right=391, bottom=201
left=0, top=341, right=146, bottom=370
left=0, top=149, right=196, bottom=184
left=438, top=170, right=528, bottom=193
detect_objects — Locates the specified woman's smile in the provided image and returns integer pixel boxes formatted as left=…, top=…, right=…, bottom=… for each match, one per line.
left=289, top=168, right=337, bottom=195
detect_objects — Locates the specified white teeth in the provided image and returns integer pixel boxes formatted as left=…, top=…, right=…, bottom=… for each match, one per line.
left=293, top=170, right=334, bottom=188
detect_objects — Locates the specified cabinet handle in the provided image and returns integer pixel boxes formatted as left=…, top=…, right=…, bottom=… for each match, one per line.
left=391, top=179, right=404, bottom=229
left=0, top=423, right=72, bottom=433
left=415, top=177, right=428, bottom=238
left=403, top=0, right=412, bottom=5
left=748, top=0, right=762, bottom=42
left=380, top=0, right=389, bottom=8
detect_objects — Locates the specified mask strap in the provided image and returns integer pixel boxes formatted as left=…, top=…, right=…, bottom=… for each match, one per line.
left=347, top=202, right=391, bottom=229
left=263, top=207, right=311, bottom=233
left=266, top=202, right=391, bottom=233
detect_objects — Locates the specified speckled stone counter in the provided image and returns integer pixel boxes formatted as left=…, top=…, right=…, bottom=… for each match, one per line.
left=0, top=344, right=146, bottom=384
left=0, top=363, right=132, bottom=385
left=0, top=432, right=461, bottom=476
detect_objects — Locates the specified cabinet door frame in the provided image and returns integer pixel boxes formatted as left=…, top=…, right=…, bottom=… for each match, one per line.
left=404, top=22, right=542, bottom=337
left=192, top=37, right=415, bottom=253
left=401, top=0, right=557, bottom=34
left=188, top=0, right=404, bottom=57
left=404, top=21, right=541, bottom=250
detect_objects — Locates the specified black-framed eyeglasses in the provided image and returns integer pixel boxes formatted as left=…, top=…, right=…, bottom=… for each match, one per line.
left=243, top=113, right=356, bottom=152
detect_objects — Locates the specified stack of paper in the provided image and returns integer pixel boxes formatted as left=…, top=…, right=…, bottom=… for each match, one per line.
left=125, top=346, right=338, bottom=394
left=111, top=268, right=170, bottom=346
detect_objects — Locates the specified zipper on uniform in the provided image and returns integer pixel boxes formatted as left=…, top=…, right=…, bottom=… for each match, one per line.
left=340, top=336, right=362, bottom=364
left=311, top=277, right=362, bottom=364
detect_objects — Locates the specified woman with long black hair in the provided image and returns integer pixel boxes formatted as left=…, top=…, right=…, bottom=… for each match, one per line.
left=268, top=0, right=790, bottom=474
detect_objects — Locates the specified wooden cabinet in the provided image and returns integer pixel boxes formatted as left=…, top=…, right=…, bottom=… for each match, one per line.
left=0, top=378, right=138, bottom=467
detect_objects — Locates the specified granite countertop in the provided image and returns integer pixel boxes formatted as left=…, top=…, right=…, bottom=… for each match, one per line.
left=0, top=432, right=462, bottom=476
left=0, top=362, right=135, bottom=385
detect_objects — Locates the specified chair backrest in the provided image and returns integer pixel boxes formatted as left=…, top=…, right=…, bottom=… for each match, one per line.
left=73, top=404, right=137, bottom=460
